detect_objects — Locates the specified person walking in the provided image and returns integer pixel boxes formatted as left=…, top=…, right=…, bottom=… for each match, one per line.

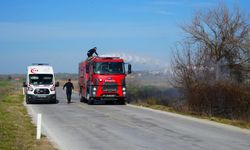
left=63, top=79, right=74, bottom=104
left=87, top=47, right=98, bottom=58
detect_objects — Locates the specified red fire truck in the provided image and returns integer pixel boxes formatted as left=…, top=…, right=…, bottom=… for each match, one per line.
left=78, top=56, right=131, bottom=105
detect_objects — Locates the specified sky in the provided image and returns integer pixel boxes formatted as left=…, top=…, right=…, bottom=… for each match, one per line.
left=0, top=0, right=250, bottom=74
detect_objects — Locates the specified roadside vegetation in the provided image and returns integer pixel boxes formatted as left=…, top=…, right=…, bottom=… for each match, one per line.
left=127, top=82, right=250, bottom=129
left=128, top=2, right=250, bottom=129
left=0, top=78, right=56, bottom=150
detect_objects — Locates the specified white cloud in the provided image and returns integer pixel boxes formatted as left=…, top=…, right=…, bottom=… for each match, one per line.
left=0, top=22, right=176, bottom=42
left=100, top=52, right=169, bottom=70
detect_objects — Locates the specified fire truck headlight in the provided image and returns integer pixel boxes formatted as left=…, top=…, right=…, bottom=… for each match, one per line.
left=93, top=87, right=97, bottom=91
left=122, top=87, right=126, bottom=91
left=93, top=91, right=96, bottom=95
left=123, top=92, right=126, bottom=95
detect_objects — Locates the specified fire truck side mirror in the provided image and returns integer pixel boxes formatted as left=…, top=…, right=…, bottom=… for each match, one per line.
left=23, top=82, right=27, bottom=87
left=128, top=64, right=132, bottom=74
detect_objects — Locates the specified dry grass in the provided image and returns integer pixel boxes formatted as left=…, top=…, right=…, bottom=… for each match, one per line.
left=186, top=81, right=250, bottom=121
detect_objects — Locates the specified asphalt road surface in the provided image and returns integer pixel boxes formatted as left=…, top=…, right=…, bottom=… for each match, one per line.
left=25, top=88, right=250, bottom=150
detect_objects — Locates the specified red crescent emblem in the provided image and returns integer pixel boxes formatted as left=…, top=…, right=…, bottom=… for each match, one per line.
left=31, top=68, right=38, bottom=74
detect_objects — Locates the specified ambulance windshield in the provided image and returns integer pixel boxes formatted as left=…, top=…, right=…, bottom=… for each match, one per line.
left=29, top=74, right=53, bottom=85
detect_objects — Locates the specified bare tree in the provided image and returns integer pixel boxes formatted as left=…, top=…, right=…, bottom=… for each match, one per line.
left=170, top=3, right=250, bottom=118
left=170, top=41, right=215, bottom=93
left=180, top=3, right=250, bottom=80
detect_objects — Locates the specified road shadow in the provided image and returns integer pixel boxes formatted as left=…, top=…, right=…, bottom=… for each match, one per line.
left=26, top=99, right=59, bottom=105
left=80, top=100, right=127, bottom=105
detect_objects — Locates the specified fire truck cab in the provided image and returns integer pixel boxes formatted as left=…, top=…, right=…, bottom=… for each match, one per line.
left=78, top=57, right=131, bottom=104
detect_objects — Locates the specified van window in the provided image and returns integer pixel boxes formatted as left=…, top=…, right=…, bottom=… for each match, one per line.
left=29, top=74, right=53, bottom=85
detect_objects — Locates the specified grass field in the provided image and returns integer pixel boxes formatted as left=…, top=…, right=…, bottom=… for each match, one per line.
left=0, top=80, right=56, bottom=150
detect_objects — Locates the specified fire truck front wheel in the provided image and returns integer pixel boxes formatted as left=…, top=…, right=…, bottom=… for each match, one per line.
left=86, top=93, right=94, bottom=105
left=88, top=99, right=94, bottom=105
left=118, top=98, right=126, bottom=105
left=80, top=96, right=86, bottom=103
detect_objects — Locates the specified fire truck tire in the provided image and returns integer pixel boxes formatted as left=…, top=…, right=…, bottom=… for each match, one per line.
left=88, top=99, right=94, bottom=105
left=80, top=96, right=84, bottom=102
left=118, top=99, right=126, bottom=105
left=86, top=93, right=94, bottom=105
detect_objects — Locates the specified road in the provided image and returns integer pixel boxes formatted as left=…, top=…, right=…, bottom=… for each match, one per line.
left=25, top=88, right=250, bottom=150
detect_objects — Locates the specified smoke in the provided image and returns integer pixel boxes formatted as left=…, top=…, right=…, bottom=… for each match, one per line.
left=100, top=53, right=169, bottom=70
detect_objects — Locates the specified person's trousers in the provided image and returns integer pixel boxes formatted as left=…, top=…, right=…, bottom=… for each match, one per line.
left=66, top=91, right=72, bottom=103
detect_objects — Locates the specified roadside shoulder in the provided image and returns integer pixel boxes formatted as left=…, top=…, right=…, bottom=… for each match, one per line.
left=127, top=104, right=250, bottom=134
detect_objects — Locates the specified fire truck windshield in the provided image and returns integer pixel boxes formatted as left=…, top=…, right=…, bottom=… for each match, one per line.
left=29, top=74, right=53, bottom=85
left=94, top=62, right=125, bottom=74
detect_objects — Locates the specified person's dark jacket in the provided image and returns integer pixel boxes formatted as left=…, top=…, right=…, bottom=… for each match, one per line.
left=87, top=48, right=98, bottom=57
left=63, top=82, right=74, bottom=93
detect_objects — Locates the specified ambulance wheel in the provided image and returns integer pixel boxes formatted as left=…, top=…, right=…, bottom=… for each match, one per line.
left=26, top=98, right=32, bottom=104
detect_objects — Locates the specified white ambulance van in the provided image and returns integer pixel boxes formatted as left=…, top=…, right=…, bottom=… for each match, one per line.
left=23, top=63, right=59, bottom=104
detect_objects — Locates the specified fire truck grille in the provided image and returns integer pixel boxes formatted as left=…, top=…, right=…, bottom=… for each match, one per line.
left=34, top=88, right=50, bottom=94
left=102, top=82, right=118, bottom=92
